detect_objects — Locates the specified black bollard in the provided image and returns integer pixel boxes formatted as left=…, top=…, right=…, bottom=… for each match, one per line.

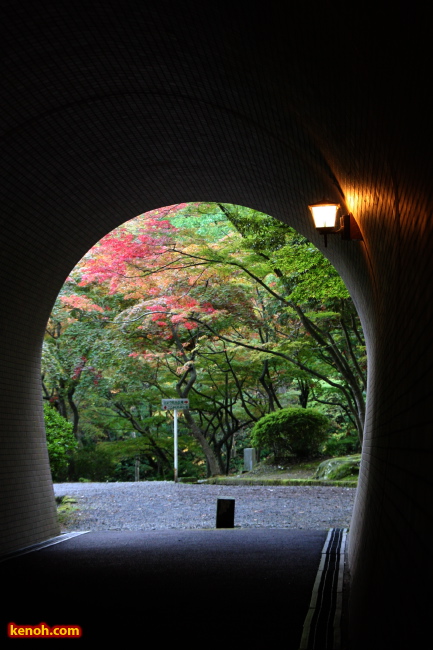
left=216, top=498, right=235, bottom=528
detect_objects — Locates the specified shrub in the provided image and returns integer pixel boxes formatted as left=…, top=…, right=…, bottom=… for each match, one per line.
left=323, top=431, right=361, bottom=457
left=251, top=407, right=329, bottom=460
left=70, top=447, right=116, bottom=482
left=43, top=403, right=78, bottom=481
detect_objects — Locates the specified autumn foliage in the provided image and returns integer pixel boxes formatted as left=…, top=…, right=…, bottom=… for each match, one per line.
left=43, top=203, right=365, bottom=479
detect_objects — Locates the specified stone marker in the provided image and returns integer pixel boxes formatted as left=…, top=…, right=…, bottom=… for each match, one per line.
left=244, top=448, right=257, bottom=472
left=216, top=498, right=235, bottom=528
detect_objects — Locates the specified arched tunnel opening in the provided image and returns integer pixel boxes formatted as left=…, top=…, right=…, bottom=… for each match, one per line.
left=44, top=201, right=364, bottom=488
left=4, top=197, right=365, bottom=647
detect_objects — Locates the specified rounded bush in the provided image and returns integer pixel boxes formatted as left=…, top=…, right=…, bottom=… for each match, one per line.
left=251, top=407, right=329, bottom=460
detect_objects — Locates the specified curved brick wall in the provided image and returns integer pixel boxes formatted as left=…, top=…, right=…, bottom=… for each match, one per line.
left=1, top=2, right=431, bottom=646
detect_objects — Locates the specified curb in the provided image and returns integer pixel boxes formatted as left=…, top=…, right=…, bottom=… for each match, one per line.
left=199, top=478, right=358, bottom=487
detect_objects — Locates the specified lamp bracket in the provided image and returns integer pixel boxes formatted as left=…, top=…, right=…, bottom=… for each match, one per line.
left=316, top=213, right=363, bottom=246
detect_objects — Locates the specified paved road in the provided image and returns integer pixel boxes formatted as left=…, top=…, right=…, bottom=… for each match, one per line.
left=1, top=528, right=339, bottom=647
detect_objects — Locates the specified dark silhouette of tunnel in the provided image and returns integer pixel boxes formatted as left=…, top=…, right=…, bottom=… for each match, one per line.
left=1, top=2, right=432, bottom=647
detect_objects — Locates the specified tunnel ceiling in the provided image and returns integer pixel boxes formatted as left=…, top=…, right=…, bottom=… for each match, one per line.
left=1, top=1, right=432, bottom=331
left=2, top=7, right=433, bottom=643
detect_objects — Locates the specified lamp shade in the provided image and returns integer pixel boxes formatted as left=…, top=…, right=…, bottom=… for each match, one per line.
left=308, top=202, right=340, bottom=229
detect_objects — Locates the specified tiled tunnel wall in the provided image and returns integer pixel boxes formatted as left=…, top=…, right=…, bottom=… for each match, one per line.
left=1, top=2, right=432, bottom=647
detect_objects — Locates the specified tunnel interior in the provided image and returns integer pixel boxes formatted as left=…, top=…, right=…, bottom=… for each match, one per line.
left=1, top=2, right=432, bottom=647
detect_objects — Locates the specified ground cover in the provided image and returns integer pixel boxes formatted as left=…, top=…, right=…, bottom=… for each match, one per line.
left=201, top=455, right=359, bottom=487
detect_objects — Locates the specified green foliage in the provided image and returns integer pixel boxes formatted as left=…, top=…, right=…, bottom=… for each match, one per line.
left=251, top=407, right=329, bottom=460
left=56, top=496, right=78, bottom=527
left=325, top=460, right=360, bottom=480
left=219, top=202, right=349, bottom=302
left=322, top=430, right=361, bottom=456
left=43, top=403, right=78, bottom=481
left=70, top=447, right=116, bottom=482
left=98, top=434, right=206, bottom=481
left=314, top=455, right=361, bottom=480
left=69, top=432, right=207, bottom=482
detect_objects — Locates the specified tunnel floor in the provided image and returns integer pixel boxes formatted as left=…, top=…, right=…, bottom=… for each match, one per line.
left=1, top=528, right=348, bottom=648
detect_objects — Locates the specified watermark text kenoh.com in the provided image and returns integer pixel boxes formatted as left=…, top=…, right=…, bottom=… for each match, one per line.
left=8, top=622, right=82, bottom=638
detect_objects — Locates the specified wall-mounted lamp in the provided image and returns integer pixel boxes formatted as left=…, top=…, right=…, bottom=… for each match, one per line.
left=308, top=200, right=363, bottom=247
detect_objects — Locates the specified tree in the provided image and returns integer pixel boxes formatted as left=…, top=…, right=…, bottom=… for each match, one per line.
left=189, top=203, right=366, bottom=442
left=43, top=402, right=77, bottom=481
left=57, top=205, right=296, bottom=474
left=177, top=203, right=365, bottom=441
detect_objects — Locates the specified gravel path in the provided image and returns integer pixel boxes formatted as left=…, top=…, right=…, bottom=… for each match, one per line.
left=54, top=482, right=357, bottom=531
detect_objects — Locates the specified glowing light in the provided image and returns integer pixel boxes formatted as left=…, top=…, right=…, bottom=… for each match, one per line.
left=308, top=202, right=340, bottom=229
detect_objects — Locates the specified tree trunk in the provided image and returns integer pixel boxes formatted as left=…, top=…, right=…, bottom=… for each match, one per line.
left=183, top=409, right=223, bottom=476
left=297, top=379, right=310, bottom=408
left=67, top=387, right=82, bottom=445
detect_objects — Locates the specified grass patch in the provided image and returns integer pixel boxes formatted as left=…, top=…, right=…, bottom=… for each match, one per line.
left=55, top=495, right=79, bottom=527
left=203, top=477, right=357, bottom=487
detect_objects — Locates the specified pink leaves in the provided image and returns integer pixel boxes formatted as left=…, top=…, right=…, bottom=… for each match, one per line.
left=183, top=321, right=198, bottom=331
left=72, top=210, right=185, bottom=298
left=170, top=314, right=185, bottom=324
left=59, top=295, right=104, bottom=313
left=65, top=204, right=228, bottom=343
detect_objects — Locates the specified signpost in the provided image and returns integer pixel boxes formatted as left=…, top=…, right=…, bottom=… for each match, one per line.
left=161, top=399, right=189, bottom=482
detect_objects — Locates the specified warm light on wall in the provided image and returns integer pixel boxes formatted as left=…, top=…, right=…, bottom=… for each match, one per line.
left=308, top=200, right=363, bottom=246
